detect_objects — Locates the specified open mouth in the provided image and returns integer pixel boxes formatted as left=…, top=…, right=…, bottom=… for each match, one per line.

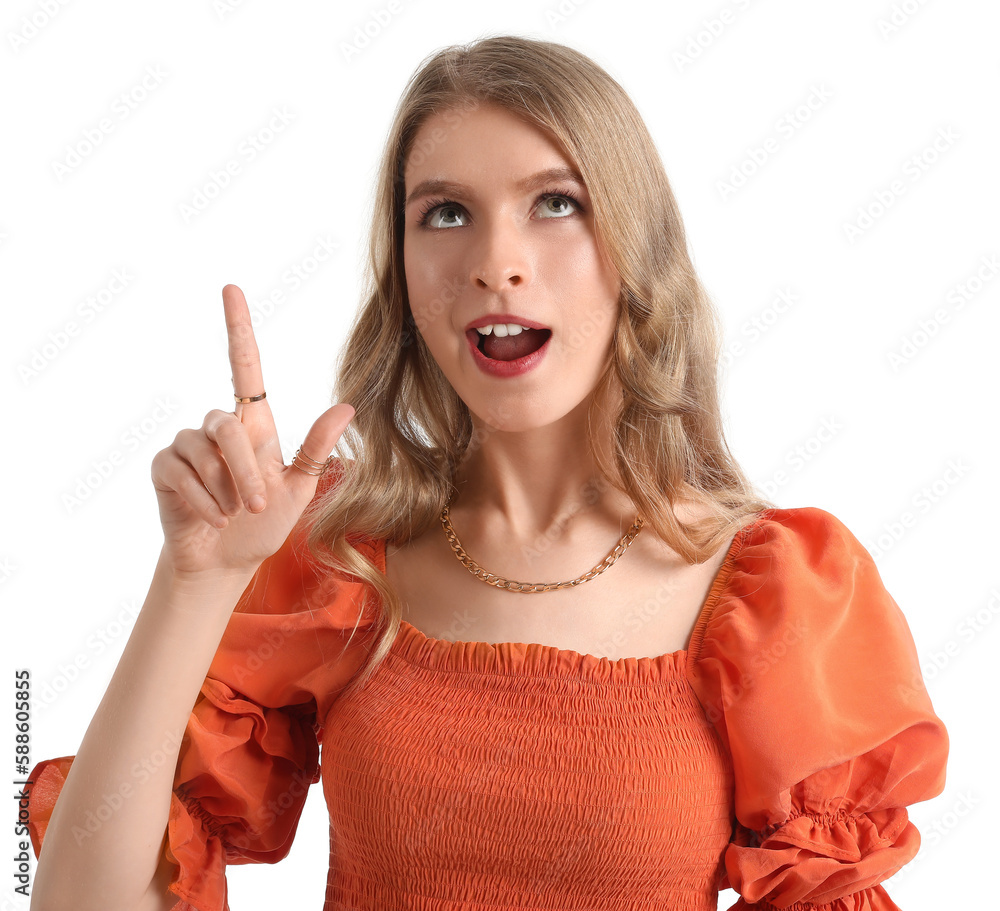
left=469, top=327, right=552, bottom=361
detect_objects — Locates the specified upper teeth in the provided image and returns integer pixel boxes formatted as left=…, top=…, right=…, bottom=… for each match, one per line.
left=475, top=323, right=527, bottom=337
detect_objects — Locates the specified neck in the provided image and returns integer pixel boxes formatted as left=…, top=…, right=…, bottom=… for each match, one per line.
left=450, top=395, right=635, bottom=551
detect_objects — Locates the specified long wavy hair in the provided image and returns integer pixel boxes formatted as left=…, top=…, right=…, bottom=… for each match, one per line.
left=300, top=34, right=775, bottom=698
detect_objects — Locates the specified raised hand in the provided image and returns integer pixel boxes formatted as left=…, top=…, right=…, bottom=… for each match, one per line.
left=150, top=284, right=354, bottom=577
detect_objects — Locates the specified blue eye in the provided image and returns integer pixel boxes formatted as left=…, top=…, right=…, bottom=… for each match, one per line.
left=416, top=190, right=583, bottom=229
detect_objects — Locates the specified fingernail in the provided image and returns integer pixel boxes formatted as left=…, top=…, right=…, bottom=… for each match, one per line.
left=248, top=495, right=266, bottom=512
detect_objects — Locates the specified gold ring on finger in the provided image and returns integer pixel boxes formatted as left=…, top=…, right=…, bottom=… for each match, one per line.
left=234, top=391, right=267, bottom=404
left=291, top=447, right=333, bottom=476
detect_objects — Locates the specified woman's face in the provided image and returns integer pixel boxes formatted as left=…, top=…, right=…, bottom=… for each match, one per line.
left=402, top=102, right=622, bottom=434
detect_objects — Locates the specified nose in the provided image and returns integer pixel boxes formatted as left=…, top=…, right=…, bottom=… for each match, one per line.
left=469, top=218, right=533, bottom=291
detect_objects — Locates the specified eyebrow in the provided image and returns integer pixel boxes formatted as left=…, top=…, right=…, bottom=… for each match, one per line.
left=404, top=166, right=585, bottom=209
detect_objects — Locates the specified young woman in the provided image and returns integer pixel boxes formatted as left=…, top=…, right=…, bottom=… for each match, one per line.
left=26, top=36, right=948, bottom=911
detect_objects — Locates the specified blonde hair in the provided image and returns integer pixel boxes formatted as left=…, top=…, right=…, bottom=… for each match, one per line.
left=301, top=34, right=775, bottom=697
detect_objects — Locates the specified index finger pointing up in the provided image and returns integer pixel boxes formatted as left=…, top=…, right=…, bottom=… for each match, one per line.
left=223, top=284, right=265, bottom=414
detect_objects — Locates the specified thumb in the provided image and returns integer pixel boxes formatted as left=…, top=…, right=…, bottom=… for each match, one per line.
left=284, top=402, right=356, bottom=496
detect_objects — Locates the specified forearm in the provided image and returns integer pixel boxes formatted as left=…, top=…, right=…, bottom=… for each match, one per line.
left=30, top=547, right=257, bottom=911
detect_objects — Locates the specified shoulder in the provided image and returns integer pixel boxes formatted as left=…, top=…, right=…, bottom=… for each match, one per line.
left=739, top=504, right=868, bottom=563
left=730, top=503, right=876, bottom=586
left=690, top=505, right=892, bottom=664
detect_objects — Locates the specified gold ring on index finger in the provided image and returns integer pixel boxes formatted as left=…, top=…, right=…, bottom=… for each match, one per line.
left=232, top=375, right=267, bottom=405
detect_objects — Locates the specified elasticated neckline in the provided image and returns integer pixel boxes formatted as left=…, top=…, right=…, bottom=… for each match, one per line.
left=372, top=514, right=763, bottom=684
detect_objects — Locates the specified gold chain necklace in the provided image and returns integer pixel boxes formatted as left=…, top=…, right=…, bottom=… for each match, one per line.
left=439, top=496, right=644, bottom=594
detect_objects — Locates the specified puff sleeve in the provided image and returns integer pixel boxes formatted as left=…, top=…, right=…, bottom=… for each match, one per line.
left=686, top=507, right=949, bottom=910
left=25, top=470, right=381, bottom=911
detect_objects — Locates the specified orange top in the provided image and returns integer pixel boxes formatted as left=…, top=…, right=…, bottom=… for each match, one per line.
left=25, top=503, right=949, bottom=911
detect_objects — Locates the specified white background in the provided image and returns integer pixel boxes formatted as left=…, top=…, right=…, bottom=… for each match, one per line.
left=2, top=0, right=997, bottom=908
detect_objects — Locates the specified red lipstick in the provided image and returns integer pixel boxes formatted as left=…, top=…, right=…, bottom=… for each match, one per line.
left=466, top=327, right=551, bottom=378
